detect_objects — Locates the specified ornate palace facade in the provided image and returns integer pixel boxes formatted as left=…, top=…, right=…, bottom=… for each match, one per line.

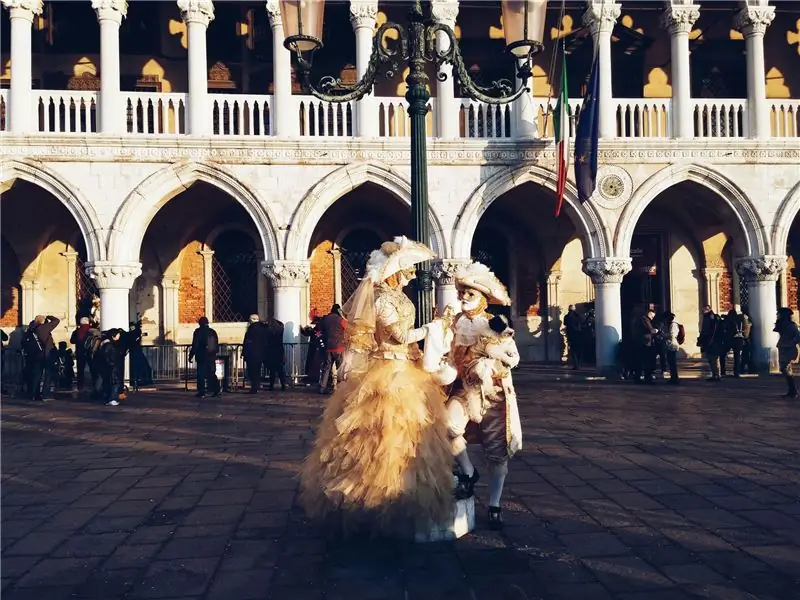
left=1, top=0, right=799, bottom=373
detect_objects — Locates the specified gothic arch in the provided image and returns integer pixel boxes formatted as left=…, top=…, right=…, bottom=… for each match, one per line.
left=284, top=161, right=448, bottom=260
left=771, top=180, right=800, bottom=256
left=451, top=164, right=609, bottom=259
left=0, top=157, right=103, bottom=263
left=109, top=160, right=280, bottom=264
left=615, top=163, right=766, bottom=259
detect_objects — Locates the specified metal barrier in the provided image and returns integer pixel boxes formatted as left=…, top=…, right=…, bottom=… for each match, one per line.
left=1, top=350, right=25, bottom=396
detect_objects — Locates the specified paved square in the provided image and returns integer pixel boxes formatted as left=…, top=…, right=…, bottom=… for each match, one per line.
left=3, top=375, right=800, bottom=599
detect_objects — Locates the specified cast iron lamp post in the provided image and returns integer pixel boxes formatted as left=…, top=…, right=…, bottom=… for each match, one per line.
left=280, top=0, right=548, bottom=326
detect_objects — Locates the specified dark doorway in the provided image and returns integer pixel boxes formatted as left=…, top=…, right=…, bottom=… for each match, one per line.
left=622, top=233, right=665, bottom=337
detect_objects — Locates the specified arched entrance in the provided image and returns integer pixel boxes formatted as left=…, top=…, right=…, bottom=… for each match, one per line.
left=307, top=182, right=407, bottom=316
left=135, top=181, right=267, bottom=344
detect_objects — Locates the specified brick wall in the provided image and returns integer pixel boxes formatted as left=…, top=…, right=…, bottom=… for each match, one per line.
left=1, top=242, right=21, bottom=327
left=788, top=255, right=798, bottom=311
left=310, top=240, right=335, bottom=319
left=720, top=268, right=733, bottom=312
left=179, top=241, right=205, bottom=324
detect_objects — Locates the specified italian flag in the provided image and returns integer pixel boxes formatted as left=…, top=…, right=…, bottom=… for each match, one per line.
left=554, top=50, right=569, bottom=218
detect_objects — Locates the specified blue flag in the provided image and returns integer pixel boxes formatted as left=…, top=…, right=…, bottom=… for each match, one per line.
left=574, top=57, right=600, bottom=203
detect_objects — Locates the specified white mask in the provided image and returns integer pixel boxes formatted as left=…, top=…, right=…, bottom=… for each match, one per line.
left=458, top=288, right=483, bottom=312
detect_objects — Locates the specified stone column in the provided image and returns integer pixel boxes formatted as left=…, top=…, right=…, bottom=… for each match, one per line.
left=736, top=255, right=785, bottom=373
left=62, top=251, right=79, bottom=328
left=266, top=0, right=298, bottom=136
left=735, top=5, right=775, bottom=139
left=583, top=257, right=632, bottom=375
left=86, top=263, right=142, bottom=330
left=199, top=249, right=215, bottom=321
left=1, top=0, right=42, bottom=133
left=430, top=0, right=459, bottom=139
left=432, top=259, right=469, bottom=314
left=350, top=0, right=378, bottom=137
left=330, top=246, right=344, bottom=305
left=19, top=278, right=39, bottom=325
left=583, top=1, right=620, bottom=139
left=263, top=260, right=311, bottom=342
left=160, top=276, right=180, bottom=343
left=92, top=0, right=127, bottom=134
left=545, top=270, right=562, bottom=363
left=703, top=267, right=724, bottom=314
left=178, top=0, right=214, bottom=136
left=661, top=3, right=699, bottom=139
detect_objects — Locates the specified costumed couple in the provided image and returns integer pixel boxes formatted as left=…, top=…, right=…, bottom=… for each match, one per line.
left=300, top=236, right=523, bottom=538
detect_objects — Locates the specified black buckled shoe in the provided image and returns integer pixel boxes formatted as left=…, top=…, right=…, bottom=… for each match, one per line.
left=453, top=468, right=480, bottom=500
left=488, top=506, right=503, bottom=530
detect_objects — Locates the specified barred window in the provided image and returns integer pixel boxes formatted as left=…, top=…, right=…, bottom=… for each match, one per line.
left=340, top=230, right=382, bottom=303
left=75, top=238, right=98, bottom=321
left=212, top=231, right=258, bottom=323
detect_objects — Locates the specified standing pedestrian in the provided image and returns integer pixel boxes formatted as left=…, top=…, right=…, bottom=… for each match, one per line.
left=724, top=307, right=746, bottom=377
left=317, top=303, right=347, bottom=394
left=633, top=306, right=658, bottom=384
left=188, top=317, right=221, bottom=398
left=242, top=314, right=268, bottom=394
left=563, top=305, right=583, bottom=370
left=70, top=317, right=92, bottom=390
left=699, top=305, right=724, bottom=381
left=98, top=328, right=124, bottom=406
left=263, top=317, right=287, bottom=391
left=663, top=312, right=683, bottom=385
left=22, top=315, right=60, bottom=401
left=775, top=307, right=799, bottom=399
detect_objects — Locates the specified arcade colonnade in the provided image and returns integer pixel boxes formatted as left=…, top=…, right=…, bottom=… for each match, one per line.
left=2, top=156, right=800, bottom=375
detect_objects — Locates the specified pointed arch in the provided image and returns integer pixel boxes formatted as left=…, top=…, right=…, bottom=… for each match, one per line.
left=615, top=163, right=766, bottom=259
left=284, top=161, right=448, bottom=260
left=109, top=160, right=280, bottom=264
left=772, top=179, right=800, bottom=256
left=0, top=157, right=103, bottom=263
left=451, top=164, right=609, bottom=260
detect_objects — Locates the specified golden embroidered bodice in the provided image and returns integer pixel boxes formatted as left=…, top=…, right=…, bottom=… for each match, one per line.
left=372, top=284, right=421, bottom=360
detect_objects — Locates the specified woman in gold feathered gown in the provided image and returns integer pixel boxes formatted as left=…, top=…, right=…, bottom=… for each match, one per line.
left=299, top=237, right=454, bottom=536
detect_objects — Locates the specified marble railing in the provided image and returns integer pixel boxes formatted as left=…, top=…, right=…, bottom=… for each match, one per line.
left=0, top=90, right=797, bottom=140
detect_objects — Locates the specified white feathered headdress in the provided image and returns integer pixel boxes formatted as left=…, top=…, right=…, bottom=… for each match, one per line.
left=454, top=261, right=511, bottom=306
left=364, top=236, right=436, bottom=283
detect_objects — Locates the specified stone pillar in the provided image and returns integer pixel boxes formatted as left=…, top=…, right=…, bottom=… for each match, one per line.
left=178, top=0, right=214, bottom=136
left=735, top=5, right=775, bottom=139
left=19, top=278, right=39, bottom=325
left=1, top=0, right=42, bottom=133
left=430, top=0, right=459, bottom=139
left=92, top=0, right=127, bottom=134
left=545, top=270, right=563, bottom=363
left=160, top=276, right=180, bottom=343
left=583, top=1, right=620, bottom=139
left=583, top=257, right=632, bottom=375
left=266, top=0, right=298, bottom=136
left=62, top=251, right=79, bottom=328
left=703, top=267, right=724, bottom=314
left=661, top=3, right=698, bottom=139
left=199, top=249, right=214, bottom=321
left=432, top=259, right=469, bottom=314
left=736, top=255, right=785, bottom=373
left=263, top=260, right=311, bottom=342
left=330, top=246, right=344, bottom=305
left=350, top=0, right=378, bottom=137
left=86, top=263, right=142, bottom=330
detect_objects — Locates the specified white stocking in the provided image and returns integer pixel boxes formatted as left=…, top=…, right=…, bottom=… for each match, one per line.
left=455, top=449, right=474, bottom=478
left=488, top=460, right=508, bottom=508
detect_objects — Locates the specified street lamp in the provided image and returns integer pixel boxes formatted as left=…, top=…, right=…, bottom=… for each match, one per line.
left=281, top=0, right=548, bottom=326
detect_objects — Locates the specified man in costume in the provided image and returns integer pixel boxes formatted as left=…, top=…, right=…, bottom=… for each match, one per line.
left=446, top=262, right=523, bottom=530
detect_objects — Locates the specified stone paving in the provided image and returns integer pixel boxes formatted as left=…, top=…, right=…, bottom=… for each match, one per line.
left=2, top=375, right=800, bottom=600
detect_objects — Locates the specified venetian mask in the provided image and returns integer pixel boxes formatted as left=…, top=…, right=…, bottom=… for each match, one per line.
left=458, top=287, right=483, bottom=312
left=397, top=267, right=416, bottom=288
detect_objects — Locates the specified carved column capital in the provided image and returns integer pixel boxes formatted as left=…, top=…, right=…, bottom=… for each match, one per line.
left=178, top=0, right=214, bottom=26
left=582, top=1, right=621, bottom=36
left=61, top=250, right=79, bottom=264
left=85, top=262, right=142, bottom=290
left=430, top=0, right=459, bottom=27
left=92, top=0, right=127, bottom=24
left=734, top=5, right=775, bottom=38
left=265, top=0, right=281, bottom=28
left=1, top=0, right=42, bottom=20
left=583, top=257, right=632, bottom=285
left=20, top=278, right=40, bottom=291
left=546, top=270, right=563, bottom=285
left=735, top=255, right=786, bottom=283
left=661, top=4, right=699, bottom=36
left=349, top=0, right=378, bottom=30
left=432, top=259, right=471, bottom=286
left=161, top=276, right=181, bottom=290
left=262, top=260, right=311, bottom=288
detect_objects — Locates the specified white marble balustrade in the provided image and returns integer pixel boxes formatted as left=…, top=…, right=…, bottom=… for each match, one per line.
left=6, top=89, right=799, bottom=141
left=35, top=90, right=97, bottom=134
